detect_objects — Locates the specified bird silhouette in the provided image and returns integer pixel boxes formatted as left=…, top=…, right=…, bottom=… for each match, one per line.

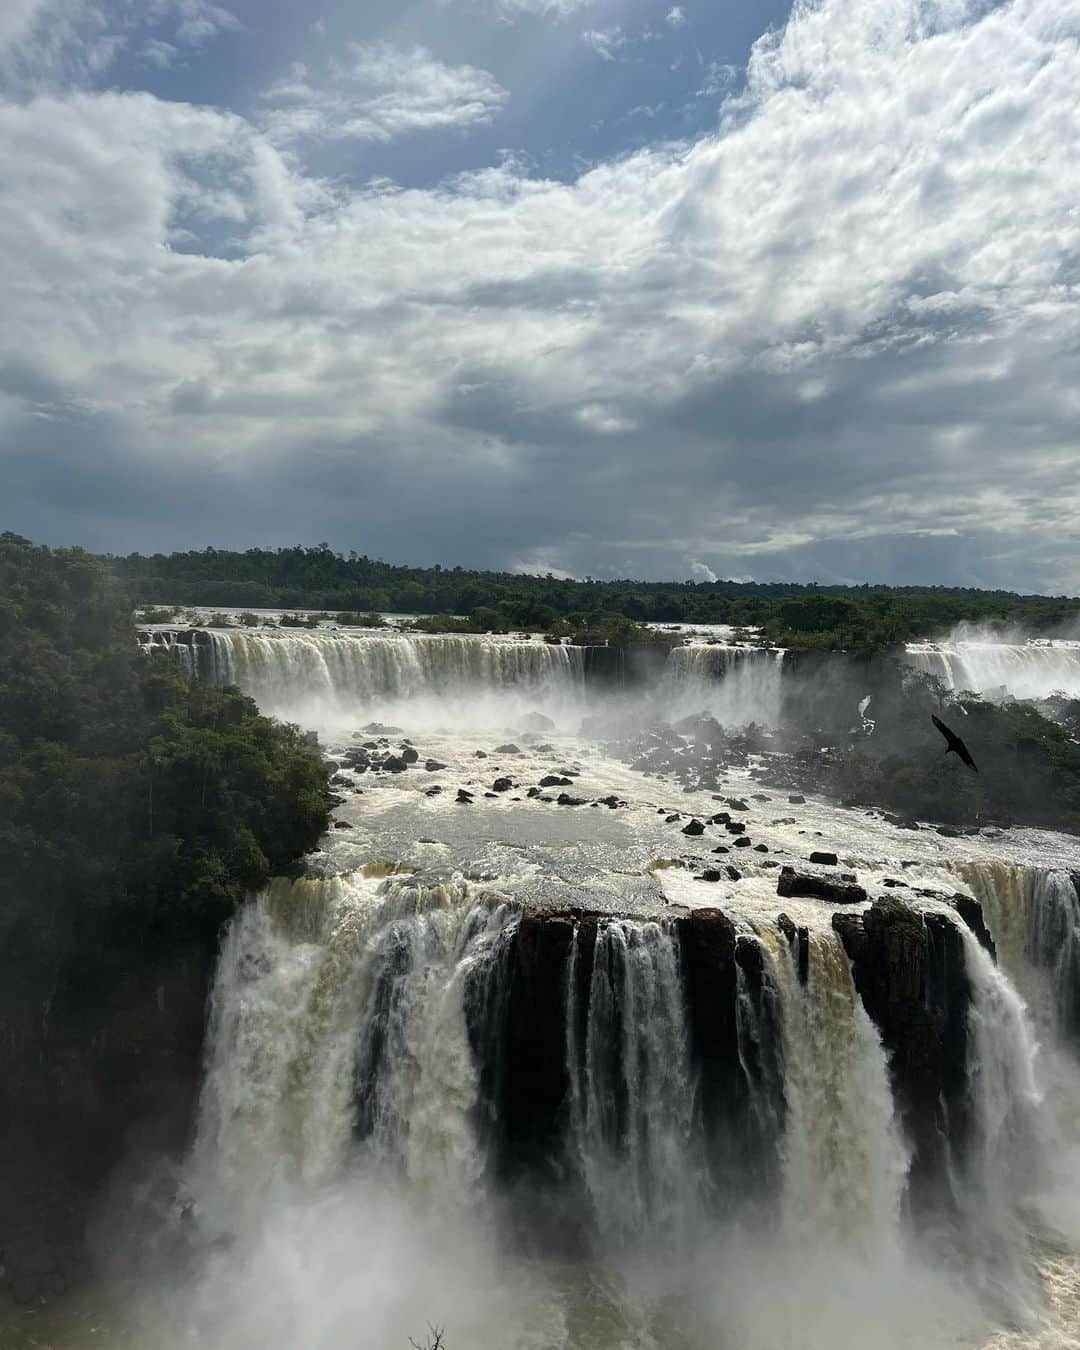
left=931, top=714, right=978, bottom=773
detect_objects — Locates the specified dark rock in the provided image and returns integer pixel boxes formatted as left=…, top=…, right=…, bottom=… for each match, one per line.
left=697, top=869, right=724, bottom=883
left=709, top=812, right=731, bottom=825
left=456, top=789, right=474, bottom=804
left=333, top=820, right=352, bottom=830
left=725, top=865, right=742, bottom=881
left=788, top=795, right=806, bottom=804
left=809, top=850, right=838, bottom=866
left=725, top=822, right=747, bottom=834
left=425, top=760, right=447, bottom=772
left=951, top=893, right=997, bottom=958
left=682, top=819, right=705, bottom=836
left=526, top=787, right=541, bottom=798
left=381, top=756, right=408, bottom=773
left=474, top=750, right=488, bottom=759
left=733, top=836, right=752, bottom=848
left=712, top=845, right=730, bottom=854
left=399, top=746, right=419, bottom=764
left=556, top=793, right=586, bottom=806
left=495, top=743, right=522, bottom=754
left=754, top=844, right=769, bottom=853
left=425, top=786, right=442, bottom=796
left=539, top=775, right=573, bottom=788
left=777, top=866, right=867, bottom=905
left=492, top=777, right=514, bottom=793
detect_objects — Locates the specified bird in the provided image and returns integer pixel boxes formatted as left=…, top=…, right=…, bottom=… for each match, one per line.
left=931, top=714, right=978, bottom=772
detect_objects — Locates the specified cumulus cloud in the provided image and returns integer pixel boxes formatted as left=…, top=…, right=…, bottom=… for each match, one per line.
left=2, top=0, right=1080, bottom=586
left=260, top=44, right=508, bottom=145
left=666, top=6, right=687, bottom=27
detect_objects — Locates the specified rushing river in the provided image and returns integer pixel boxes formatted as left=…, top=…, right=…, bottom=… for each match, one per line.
left=13, top=626, right=1080, bottom=1350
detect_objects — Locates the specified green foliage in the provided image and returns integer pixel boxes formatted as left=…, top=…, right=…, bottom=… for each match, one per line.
left=824, top=675, right=1080, bottom=831
left=0, top=533, right=331, bottom=1009
left=108, top=544, right=1080, bottom=652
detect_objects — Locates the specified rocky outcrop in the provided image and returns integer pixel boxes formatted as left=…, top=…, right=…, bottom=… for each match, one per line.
left=833, top=899, right=971, bottom=1202
left=777, top=865, right=868, bottom=905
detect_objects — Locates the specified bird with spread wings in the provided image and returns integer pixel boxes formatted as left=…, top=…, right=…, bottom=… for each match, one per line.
left=931, top=714, right=978, bottom=772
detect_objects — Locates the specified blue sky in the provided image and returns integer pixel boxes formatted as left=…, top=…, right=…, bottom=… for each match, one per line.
left=2, top=0, right=1079, bottom=588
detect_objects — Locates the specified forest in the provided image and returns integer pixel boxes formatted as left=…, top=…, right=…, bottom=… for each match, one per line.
left=109, top=545, right=1080, bottom=650
left=0, top=533, right=331, bottom=1019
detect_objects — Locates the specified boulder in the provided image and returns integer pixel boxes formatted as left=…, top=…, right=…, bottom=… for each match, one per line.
left=809, top=850, right=839, bottom=865
left=399, top=746, right=419, bottom=764
left=492, top=777, right=514, bottom=793
left=682, top=819, right=705, bottom=836
left=539, top=775, right=573, bottom=788
left=777, top=866, right=867, bottom=905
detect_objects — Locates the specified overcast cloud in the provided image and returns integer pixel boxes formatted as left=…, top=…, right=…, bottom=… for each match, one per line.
left=1, top=0, right=1078, bottom=587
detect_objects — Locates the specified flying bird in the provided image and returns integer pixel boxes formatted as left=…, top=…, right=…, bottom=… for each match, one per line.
left=931, top=714, right=978, bottom=773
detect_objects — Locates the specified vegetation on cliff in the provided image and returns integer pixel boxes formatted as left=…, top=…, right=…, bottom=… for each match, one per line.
left=109, top=544, right=1080, bottom=650
left=0, top=533, right=332, bottom=1012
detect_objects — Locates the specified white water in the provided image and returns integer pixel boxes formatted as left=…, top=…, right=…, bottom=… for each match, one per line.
left=662, top=643, right=784, bottom=726
left=53, top=627, right=1080, bottom=1349
left=566, top=918, right=700, bottom=1245
left=905, top=639, right=1080, bottom=702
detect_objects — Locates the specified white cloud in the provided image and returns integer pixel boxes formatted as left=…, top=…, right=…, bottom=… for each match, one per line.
left=0, top=0, right=48, bottom=51
left=666, top=6, right=686, bottom=27
left=688, top=560, right=718, bottom=583
left=3, top=0, right=1080, bottom=584
left=261, top=43, right=508, bottom=145
left=582, top=26, right=629, bottom=60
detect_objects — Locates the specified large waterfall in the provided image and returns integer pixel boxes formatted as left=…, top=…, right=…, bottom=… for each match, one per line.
left=147, top=628, right=587, bottom=729
left=905, top=639, right=1080, bottom=701
left=662, top=643, right=785, bottom=726
left=95, top=622, right=1080, bottom=1350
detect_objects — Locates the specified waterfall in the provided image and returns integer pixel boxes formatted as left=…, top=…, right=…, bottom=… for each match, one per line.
left=954, top=924, right=1048, bottom=1316
left=762, top=929, right=908, bottom=1257
left=566, top=918, right=701, bottom=1244
left=663, top=644, right=785, bottom=726
left=152, top=628, right=586, bottom=729
left=905, top=640, right=1080, bottom=701
left=191, top=872, right=520, bottom=1218
left=957, top=863, right=1080, bottom=1045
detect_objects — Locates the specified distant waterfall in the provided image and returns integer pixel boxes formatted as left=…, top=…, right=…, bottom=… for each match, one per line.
left=905, top=641, right=1080, bottom=701
left=149, top=628, right=586, bottom=727
left=566, top=919, right=700, bottom=1243
left=663, top=644, right=785, bottom=726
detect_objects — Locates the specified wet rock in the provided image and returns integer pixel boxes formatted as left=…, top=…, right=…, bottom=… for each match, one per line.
left=456, top=789, right=474, bottom=804
left=425, top=786, right=442, bottom=796
left=539, top=775, right=573, bottom=788
left=526, top=787, right=541, bottom=799
left=754, top=844, right=769, bottom=853
left=682, top=819, right=705, bottom=836
left=709, top=812, right=731, bottom=825
left=364, top=722, right=403, bottom=734
left=809, top=850, right=838, bottom=866
left=665, top=813, right=681, bottom=823
left=712, top=845, right=730, bottom=854
left=788, top=794, right=806, bottom=804
left=492, top=777, right=514, bottom=793
left=381, top=755, right=408, bottom=773
left=697, top=869, right=724, bottom=883
left=556, top=792, right=586, bottom=806
left=725, top=865, right=742, bottom=881
left=425, top=760, right=447, bottom=772
left=474, top=750, right=488, bottom=759
left=399, top=746, right=419, bottom=765
left=333, top=820, right=353, bottom=830
left=495, top=743, right=522, bottom=755
left=733, top=836, right=752, bottom=848
left=725, top=822, right=747, bottom=834
left=726, top=798, right=749, bottom=811
left=777, top=866, right=867, bottom=905
left=595, top=795, right=625, bottom=809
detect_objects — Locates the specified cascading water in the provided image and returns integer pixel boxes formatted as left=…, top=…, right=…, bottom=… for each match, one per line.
left=762, top=928, right=908, bottom=1258
left=905, top=641, right=1080, bottom=701
left=566, top=919, right=700, bottom=1245
left=151, top=628, right=588, bottom=730
left=662, top=643, right=785, bottom=726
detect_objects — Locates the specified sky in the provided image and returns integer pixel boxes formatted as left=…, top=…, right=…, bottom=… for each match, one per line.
left=1, top=0, right=1078, bottom=590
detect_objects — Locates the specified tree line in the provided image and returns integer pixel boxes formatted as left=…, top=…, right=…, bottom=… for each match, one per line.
left=109, top=544, right=1080, bottom=649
